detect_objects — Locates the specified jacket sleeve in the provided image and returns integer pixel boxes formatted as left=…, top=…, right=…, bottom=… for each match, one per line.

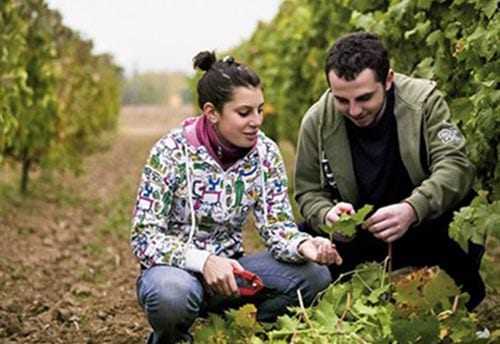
left=253, top=141, right=311, bottom=263
left=294, top=108, right=336, bottom=231
left=405, top=89, right=475, bottom=223
left=130, top=140, right=210, bottom=272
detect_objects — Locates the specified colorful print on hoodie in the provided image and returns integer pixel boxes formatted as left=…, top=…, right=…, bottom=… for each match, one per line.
left=131, top=117, right=310, bottom=273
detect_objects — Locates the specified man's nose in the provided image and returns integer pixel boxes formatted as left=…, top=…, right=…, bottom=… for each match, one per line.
left=349, top=102, right=362, bottom=117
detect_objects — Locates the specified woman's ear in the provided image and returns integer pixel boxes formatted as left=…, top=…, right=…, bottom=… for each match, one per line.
left=202, top=102, right=219, bottom=124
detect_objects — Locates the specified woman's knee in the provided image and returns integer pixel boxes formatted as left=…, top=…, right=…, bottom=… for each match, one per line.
left=298, top=263, right=331, bottom=303
left=240, top=252, right=331, bottom=304
left=138, top=266, right=204, bottom=329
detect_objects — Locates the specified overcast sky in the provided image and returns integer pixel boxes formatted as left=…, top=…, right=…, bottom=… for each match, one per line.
left=46, top=0, right=281, bottom=75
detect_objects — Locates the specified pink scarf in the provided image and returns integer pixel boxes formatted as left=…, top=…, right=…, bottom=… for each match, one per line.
left=190, top=115, right=252, bottom=170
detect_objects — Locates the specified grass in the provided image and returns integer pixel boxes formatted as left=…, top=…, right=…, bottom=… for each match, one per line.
left=83, top=242, right=106, bottom=256
left=99, top=181, right=137, bottom=241
left=0, top=168, right=83, bottom=210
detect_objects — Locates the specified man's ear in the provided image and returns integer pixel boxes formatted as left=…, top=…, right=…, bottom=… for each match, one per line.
left=202, top=102, right=219, bottom=124
left=385, top=69, right=395, bottom=91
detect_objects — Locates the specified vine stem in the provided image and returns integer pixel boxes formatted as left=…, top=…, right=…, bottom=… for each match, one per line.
left=354, top=271, right=374, bottom=292
left=338, top=292, right=352, bottom=323
left=387, top=242, right=393, bottom=274
left=271, top=328, right=369, bottom=343
left=291, top=289, right=317, bottom=343
left=452, top=295, right=459, bottom=313
left=297, top=289, right=314, bottom=328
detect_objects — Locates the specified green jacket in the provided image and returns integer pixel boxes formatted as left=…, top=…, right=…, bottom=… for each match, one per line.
left=294, top=73, right=474, bottom=230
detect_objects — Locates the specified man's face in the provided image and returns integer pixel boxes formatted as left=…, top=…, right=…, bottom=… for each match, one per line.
left=328, top=68, right=393, bottom=128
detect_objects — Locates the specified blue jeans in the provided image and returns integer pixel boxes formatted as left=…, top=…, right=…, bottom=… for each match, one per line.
left=136, top=251, right=331, bottom=344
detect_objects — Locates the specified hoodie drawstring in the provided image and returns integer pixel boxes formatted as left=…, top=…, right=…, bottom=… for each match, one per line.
left=257, top=145, right=269, bottom=227
left=184, top=144, right=196, bottom=245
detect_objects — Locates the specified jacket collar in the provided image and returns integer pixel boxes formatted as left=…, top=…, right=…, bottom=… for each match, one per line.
left=318, top=73, right=436, bottom=204
left=320, top=90, right=358, bottom=203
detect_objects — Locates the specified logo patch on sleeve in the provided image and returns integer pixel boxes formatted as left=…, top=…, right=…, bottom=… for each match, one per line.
left=437, top=127, right=462, bottom=144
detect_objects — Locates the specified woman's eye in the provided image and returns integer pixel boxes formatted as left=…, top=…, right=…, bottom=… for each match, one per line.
left=239, top=111, right=250, bottom=117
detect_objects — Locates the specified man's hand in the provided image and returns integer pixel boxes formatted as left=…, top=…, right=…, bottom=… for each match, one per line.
left=325, top=202, right=355, bottom=224
left=325, top=202, right=356, bottom=242
left=363, top=202, right=417, bottom=243
left=202, top=255, right=244, bottom=296
left=299, top=237, right=343, bottom=265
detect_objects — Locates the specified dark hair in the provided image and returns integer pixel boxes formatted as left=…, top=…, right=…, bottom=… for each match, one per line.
left=324, top=32, right=389, bottom=84
left=193, top=51, right=261, bottom=111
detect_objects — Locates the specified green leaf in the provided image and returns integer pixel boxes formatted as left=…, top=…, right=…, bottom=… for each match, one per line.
left=404, top=20, right=431, bottom=39
left=422, top=269, right=461, bottom=310
left=353, top=299, right=378, bottom=317
left=313, top=297, right=339, bottom=330
left=367, top=284, right=390, bottom=304
left=425, top=30, right=443, bottom=46
left=193, top=314, right=229, bottom=343
left=225, top=304, right=262, bottom=338
left=416, top=0, right=433, bottom=9
left=414, top=57, right=434, bottom=79
left=481, top=0, right=498, bottom=18
left=320, top=204, right=373, bottom=239
left=450, top=97, right=474, bottom=124
left=320, top=282, right=350, bottom=310
left=351, top=204, right=374, bottom=223
left=392, top=314, right=440, bottom=344
left=275, top=314, right=302, bottom=332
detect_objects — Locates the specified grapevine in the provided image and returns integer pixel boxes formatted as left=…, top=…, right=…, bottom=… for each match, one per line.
left=0, top=0, right=121, bottom=193
left=193, top=263, right=494, bottom=343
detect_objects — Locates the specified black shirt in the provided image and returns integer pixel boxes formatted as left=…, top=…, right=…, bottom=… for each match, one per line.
left=345, top=87, right=414, bottom=208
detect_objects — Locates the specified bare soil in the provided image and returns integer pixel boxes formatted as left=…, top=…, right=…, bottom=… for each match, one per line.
left=0, top=105, right=191, bottom=343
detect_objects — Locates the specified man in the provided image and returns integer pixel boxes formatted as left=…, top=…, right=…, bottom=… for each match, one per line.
left=294, top=32, right=485, bottom=309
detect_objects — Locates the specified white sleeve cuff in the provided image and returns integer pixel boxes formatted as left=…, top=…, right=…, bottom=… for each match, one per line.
left=184, top=248, right=211, bottom=272
left=290, top=236, right=311, bottom=259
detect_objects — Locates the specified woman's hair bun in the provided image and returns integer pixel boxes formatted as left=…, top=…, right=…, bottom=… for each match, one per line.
left=193, top=51, right=217, bottom=71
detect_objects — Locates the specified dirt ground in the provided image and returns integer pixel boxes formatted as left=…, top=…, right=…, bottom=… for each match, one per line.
left=0, top=105, right=191, bottom=343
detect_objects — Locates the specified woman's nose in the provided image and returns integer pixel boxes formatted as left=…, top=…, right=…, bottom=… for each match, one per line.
left=250, top=112, right=263, bottom=127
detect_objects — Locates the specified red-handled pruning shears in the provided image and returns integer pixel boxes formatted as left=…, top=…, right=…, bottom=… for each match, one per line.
left=233, top=269, right=264, bottom=296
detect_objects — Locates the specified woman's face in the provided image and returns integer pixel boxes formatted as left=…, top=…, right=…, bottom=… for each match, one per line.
left=211, top=86, right=264, bottom=148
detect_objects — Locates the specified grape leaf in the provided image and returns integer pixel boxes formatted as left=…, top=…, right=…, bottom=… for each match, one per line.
left=193, top=314, right=229, bottom=343
left=312, top=297, right=339, bottom=330
left=275, top=314, right=302, bottom=332
left=392, top=314, right=440, bottom=344
left=320, top=204, right=373, bottom=239
left=225, top=304, right=262, bottom=339
left=422, top=269, right=461, bottom=310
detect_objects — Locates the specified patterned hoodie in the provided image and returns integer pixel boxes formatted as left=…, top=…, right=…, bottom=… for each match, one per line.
left=131, top=117, right=310, bottom=272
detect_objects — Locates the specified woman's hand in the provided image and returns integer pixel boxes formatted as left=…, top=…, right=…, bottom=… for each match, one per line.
left=202, top=255, right=244, bottom=296
left=298, top=237, right=343, bottom=266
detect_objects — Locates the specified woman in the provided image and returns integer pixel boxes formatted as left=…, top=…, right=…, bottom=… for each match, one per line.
left=131, top=51, right=342, bottom=344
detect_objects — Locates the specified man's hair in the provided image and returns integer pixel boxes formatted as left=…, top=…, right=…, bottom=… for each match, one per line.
left=324, top=32, right=390, bottom=84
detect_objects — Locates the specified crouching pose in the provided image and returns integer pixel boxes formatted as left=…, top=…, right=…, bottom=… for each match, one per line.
left=295, top=32, right=485, bottom=310
left=131, top=51, right=342, bottom=344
